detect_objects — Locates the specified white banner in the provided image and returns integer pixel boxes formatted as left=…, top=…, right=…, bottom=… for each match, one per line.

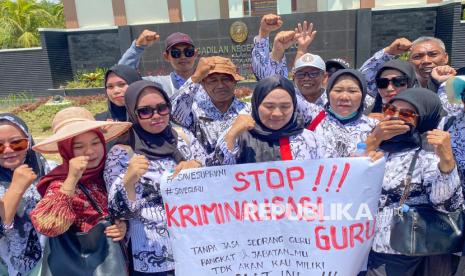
left=161, top=157, right=385, bottom=276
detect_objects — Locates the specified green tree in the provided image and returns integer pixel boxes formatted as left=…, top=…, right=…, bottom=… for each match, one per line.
left=0, top=0, right=64, bottom=49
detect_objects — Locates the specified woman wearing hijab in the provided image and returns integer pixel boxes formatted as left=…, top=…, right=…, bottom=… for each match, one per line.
left=29, top=107, right=131, bottom=274
left=95, top=64, right=142, bottom=122
left=294, top=69, right=378, bottom=157
left=104, top=80, right=207, bottom=275
left=216, top=75, right=327, bottom=164
left=0, top=113, right=49, bottom=275
left=365, top=88, right=463, bottom=276
left=367, top=60, right=417, bottom=116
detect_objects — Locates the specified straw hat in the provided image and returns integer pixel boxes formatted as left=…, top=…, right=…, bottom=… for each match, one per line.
left=445, top=76, right=465, bottom=105
left=33, top=107, right=132, bottom=154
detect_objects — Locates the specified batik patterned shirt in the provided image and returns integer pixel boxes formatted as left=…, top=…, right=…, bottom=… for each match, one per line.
left=251, top=36, right=289, bottom=81
left=104, top=130, right=207, bottom=273
left=170, top=78, right=251, bottom=156
left=438, top=82, right=463, bottom=117
left=372, top=149, right=463, bottom=254
left=0, top=182, right=43, bottom=276
left=216, top=129, right=328, bottom=165
left=295, top=94, right=379, bottom=157
left=440, top=109, right=465, bottom=190
left=252, top=36, right=375, bottom=109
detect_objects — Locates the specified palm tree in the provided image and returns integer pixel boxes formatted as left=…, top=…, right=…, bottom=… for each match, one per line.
left=0, top=0, right=64, bottom=49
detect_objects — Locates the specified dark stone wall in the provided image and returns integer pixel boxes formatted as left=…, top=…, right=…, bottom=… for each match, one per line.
left=0, top=48, right=53, bottom=97
left=128, top=9, right=357, bottom=79
left=436, top=3, right=465, bottom=69
left=41, top=30, right=73, bottom=89
left=66, top=28, right=121, bottom=73
left=0, top=2, right=464, bottom=97
left=371, top=7, right=437, bottom=54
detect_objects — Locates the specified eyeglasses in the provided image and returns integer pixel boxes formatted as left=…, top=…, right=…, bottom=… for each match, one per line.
left=294, top=71, right=323, bottom=80
left=382, top=103, right=418, bottom=123
left=0, top=138, right=29, bottom=154
left=169, top=47, right=195, bottom=58
left=376, top=76, right=408, bottom=89
left=136, top=103, right=171, bottom=119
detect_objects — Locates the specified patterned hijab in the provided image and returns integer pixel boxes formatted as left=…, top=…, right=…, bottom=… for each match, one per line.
left=0, top=113, right=47, bottom=185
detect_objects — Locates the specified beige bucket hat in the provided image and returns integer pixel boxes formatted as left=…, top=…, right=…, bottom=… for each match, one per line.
left=205, top=56, right=244, bottom=81
left=33, top=107, right=132, bottom=154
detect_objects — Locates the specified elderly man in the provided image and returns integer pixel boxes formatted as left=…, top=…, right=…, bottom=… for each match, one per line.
left=360, top=36, right=451, bottom=96
left=118, top=30, right=198, bottom=97
left=170, top=56, right=250, bottom=155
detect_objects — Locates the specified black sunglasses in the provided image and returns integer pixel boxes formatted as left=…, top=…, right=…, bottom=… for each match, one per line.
left=375, top=76, right=409, bottom=89
left=169, top=47, right=195, bottom=58
left=136, top=103, right=171, bottom=119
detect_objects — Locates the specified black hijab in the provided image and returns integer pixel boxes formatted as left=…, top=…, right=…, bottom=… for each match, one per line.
left=250, top=75, right=304, bottom=140
left=370, top=60, right=418, bottom=113
left=234, top=76, right=304, bottom=164
left=325, top=69, right=367, bottom=124
left=0, top=113, right=47, bottom=184
left=119, top=80, right=185, bottom=163
left=379, top=88, right=442, bottom=153
left=96, top=65, right=142, bottom=122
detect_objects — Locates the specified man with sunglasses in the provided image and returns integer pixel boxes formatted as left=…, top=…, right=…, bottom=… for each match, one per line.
left=170, top=56, right=250, bottom=158
left=118, top=29, right=198, bottom=97
left=360, top=36, right=451, bottom=96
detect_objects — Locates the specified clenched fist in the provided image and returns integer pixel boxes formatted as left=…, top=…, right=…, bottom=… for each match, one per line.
left=225, top=115, right=256, bottom=150
left=9, top=164, right=37, bottom=194
left=384, top=38, right=412, bottom=56
left=125, top=155, right=149, bottom=186
left=271, top=31, right=296, bottom=61
left=427, top=129, right=456, bottom=173
left=192, top=57, right=216, bottom=83
left=123, top=155, right=149, bottom=201
left=259, top=14, right=283, bottom=38
left=68, top=156, right=89, bottom=182
left=431, top=65, right=456, bottom=83
left=135, top=30, right=160, bottom=47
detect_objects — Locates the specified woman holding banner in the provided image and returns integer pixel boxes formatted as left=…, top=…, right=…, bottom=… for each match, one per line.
left=365, top=88, right=464, bottom=276
left=294, top=69, right=378, bottom=157
left=216, top=75, right=331, bottom=164
left=104, top=80, right=207, bottom=275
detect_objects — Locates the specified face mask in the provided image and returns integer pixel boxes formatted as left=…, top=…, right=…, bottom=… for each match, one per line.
left=327, top=106, right=358, bottom=121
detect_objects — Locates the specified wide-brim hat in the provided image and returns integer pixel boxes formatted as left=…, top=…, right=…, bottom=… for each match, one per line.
left=33, top=107, right=132, bottom=154
left=205, top=56, right=244, bottom=81
left=445, top=76, right=465, bottom=105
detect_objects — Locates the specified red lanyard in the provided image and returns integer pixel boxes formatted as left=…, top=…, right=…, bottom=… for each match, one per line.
left=278, top=136, right=293, bottom=161
left=306, top=110, right=326, bottom=131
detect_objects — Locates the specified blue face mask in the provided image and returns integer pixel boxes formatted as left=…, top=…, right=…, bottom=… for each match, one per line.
left=327, top=106, right=358, bottom=121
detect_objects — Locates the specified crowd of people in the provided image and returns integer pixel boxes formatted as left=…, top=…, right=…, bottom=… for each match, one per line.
left=1, top=13, right=465, bottom=276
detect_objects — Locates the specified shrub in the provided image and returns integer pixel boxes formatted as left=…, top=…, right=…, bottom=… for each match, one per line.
left=65, top=68, right=106, bottom=89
